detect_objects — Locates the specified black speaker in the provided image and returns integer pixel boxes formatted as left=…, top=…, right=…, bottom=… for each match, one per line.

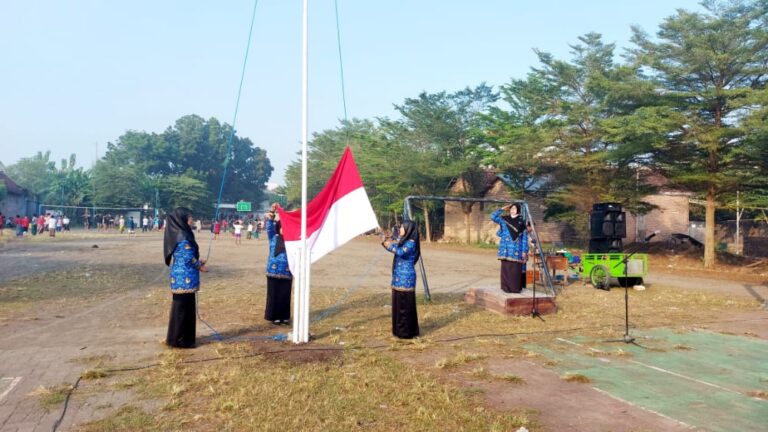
left=613, top=212, right=626, bottom=238
left=593, top=202, right=622, bottom=212
left=590, top=210, right=626, bottom=238
left=588, top=238, right=623, bottom=253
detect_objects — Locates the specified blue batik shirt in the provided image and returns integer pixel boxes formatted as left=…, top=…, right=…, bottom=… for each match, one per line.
left=265, top=219, right=293, bottom=279
left=169, top=240, right=202, bottom=293
left=386, top=239, right=418, bottom=291
left=491, top=209, right=529, bottom=262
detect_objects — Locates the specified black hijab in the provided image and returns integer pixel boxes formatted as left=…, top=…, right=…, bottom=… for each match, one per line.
left=163, top=207, right=199, bottom=266
left=272, top=220, right=286, bottom=257
left=501, top=203, right=525, bottom=241
left=392, top=220, right=421, bottom=271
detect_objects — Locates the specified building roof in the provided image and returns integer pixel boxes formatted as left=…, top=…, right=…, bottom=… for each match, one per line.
left=0, top=171, right=28, bottom=195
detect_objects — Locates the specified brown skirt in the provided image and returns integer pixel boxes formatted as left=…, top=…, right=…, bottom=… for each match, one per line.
left=501, top=260, right=523, bottom=293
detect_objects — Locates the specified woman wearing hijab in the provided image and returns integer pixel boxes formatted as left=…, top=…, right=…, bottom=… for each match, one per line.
left=381, top=220, right=421, bottom=339
left=491, top=203, right=529, bottom=293
left=164, top=207, right=208, bottom=348
left=264, top=204, right=292, bottom=324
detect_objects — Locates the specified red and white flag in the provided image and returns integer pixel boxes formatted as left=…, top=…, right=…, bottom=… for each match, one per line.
left=277, top=147, right=379, bottom=272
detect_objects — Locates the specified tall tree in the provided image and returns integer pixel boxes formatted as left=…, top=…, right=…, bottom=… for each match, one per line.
left=103, top=115, right=273, bottom=215
left=389, top=84, right=499, bottom=242
left=629, top=0, right=768, bottom=267
left=5, top=151, right=57, bottom=201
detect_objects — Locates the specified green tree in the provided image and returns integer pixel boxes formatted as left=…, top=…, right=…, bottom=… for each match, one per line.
left=388, top=84, right=499, bottom=242
left=5, top=151, right=57, bottom=200
left=162, top=174, right=212, bottom=215
left=103, top=115, right=273, bottom=215
left=628, top=0, right=768, bottom=267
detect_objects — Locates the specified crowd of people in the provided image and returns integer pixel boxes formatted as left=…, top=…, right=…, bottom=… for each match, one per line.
left=0, top=212, right=72, bottom=238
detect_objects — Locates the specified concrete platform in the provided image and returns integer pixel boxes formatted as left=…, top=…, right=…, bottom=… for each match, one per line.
left=464, top=286, right=557, bottom=316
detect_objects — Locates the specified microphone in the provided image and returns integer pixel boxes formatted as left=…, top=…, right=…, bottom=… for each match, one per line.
left=643, top=230, right=660, bottom=243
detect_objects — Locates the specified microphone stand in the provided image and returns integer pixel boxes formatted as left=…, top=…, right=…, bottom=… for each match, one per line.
left=530, top=240, right=544, bottom=321
left=606, top=233, right=655, bottom=345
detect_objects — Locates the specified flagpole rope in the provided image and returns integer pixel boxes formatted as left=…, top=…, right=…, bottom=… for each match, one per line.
left=197, top=0, right=260, bottom=341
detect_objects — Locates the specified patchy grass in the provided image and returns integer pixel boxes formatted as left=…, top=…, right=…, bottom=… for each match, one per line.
left=82, top=347, right=534, bottom=431
left=436, top=352, right=488, bottom=369
left=561, top=373, right=592, bottom=384
left=29, top=384, right=73, bottom=410
left=81, top=368, right=109, bottom=380
left=494, top=373, right=526, bottom=384
left=79, top=406, right=154, bottom=431
left=747, top=390, right=768, bottom=399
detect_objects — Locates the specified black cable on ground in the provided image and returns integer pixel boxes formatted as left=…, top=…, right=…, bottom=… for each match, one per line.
left=51, top=376, right=82, bottom=432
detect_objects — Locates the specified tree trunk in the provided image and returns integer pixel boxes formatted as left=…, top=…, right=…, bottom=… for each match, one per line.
left=464, top=210, right=471, bottom=244
left=422, top=206, right=432, bottom=242
left=704, top=186, right=716, bottom=269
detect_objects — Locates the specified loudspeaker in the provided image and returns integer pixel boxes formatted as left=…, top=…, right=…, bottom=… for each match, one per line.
left=590, top=210, right=626, bottom=238
left=589, top=238, right=623, bottom=253
left=592, top=202, right=622, bottom=212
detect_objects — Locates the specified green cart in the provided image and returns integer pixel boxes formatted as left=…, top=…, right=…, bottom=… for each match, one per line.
left=580, top=253, right=648, bottom=290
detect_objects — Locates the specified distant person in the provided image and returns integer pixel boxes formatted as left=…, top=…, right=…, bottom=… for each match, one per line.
left=0, top=212, right=4, bottom=236
left=213, top=220, right=221, bottom=240
left=491, top=204, right=528, bottom=293
left=15, top=215, right=23, bottom=237
left=233, top=220, right=243, bottom=245
left=30, top=214, right=38, bottom=236
left=264, top=204, right=292, bottom=325
left=246, top=221, right=254, bottom=240
left=118, top=215, right=125, bottom=234
left=142, top=216, right=149, bottom=232
left=37, top=214, right=45, bottom=235
left=153, top=216, right=160, bottom=231
left=55, top=215, right=63, bottom=233
left=127, top=216, right=136, bottom=236
left=164, top=207, right=208, bottom=348
left=381, top=221, right=421, bottom=339
left=195, top=219, right=202, bottom=233
left=47, top=213, right=57, bottom=237
left=62, top=215, right=70, bottom=231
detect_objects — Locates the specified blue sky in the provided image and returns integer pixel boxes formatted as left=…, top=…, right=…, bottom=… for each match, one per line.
left=0, top=0, right=703, bottom=185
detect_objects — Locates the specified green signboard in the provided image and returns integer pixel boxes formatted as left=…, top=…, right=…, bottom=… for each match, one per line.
left=236, top=201, right=252, bottom=212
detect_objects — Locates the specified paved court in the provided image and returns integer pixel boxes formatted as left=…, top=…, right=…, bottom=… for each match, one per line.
left=529, top=329, right=768, bottom=432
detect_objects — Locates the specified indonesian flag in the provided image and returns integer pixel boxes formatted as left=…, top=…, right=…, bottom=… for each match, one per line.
left=277, top=147, right=379, bottom=272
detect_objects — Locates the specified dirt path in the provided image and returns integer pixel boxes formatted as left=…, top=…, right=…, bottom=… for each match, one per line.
left=1, top=232, right=766, bottom=431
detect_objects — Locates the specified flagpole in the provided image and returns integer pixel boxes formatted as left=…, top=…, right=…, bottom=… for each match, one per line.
left=294, top=0, right=310, bottom=344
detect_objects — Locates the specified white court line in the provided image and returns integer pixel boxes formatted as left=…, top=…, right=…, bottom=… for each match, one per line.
left=0, top=377, right=22, bottom=402
left=555, top=337, right=757, bottom=398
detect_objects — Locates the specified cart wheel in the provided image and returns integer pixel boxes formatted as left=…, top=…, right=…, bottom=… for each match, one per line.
left=590, top=265, right=610, bottom=290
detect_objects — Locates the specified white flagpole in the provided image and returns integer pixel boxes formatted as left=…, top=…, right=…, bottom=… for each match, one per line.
left=294, top=0, right=310, bottom=344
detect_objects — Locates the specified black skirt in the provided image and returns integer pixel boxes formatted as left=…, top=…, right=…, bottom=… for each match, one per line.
left=392, top=289, right=419, bottom=339
left=167, top=293, right=197, bottom=348
left=265, top=277, right=292, bottom=322
left=500, top=260, right=523, bottom=293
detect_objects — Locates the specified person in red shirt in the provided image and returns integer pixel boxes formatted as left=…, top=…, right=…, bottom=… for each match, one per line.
left=0, top=212, right=5, bottom=236
left=21, top=215, right=30, bottom=235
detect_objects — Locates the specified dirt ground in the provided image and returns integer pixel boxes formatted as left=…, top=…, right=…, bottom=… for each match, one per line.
left=0, top=230, right=766, bottom=431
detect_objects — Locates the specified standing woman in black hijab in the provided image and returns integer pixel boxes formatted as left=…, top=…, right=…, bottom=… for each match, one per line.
left=164, top=207, right=208, bottom=348
left=491, top=203, right=529, bottom=293
left=264, top=203, right=293, bottom=324
left=381, top=220, right=421, bottom=339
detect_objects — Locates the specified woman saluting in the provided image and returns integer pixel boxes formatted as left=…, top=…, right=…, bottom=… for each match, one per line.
left=491, top=203, right=528, bottom=293
left=164, top=207, right=208, bottom=348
